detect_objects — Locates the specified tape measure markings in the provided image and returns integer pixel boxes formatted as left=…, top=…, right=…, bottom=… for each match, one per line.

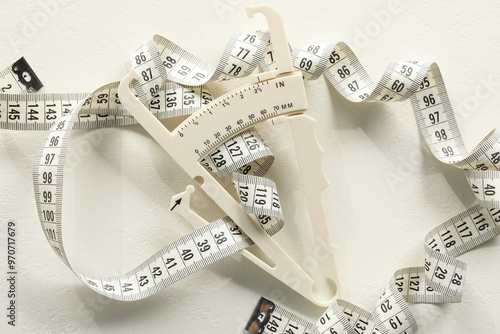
left=231, top=173, right=283, bottom=219
left=336, top=299, right=373, bottom=333
left=371, top=281, right=418, bottom=334
left=426, top=204, right=500, bottom=259
left=202, top=127, right=274, bottom=178
left=199, top=127, right=284, bottom=234
left=394, top=267, right=452, bottom=304
left=465, top=170, right=500, bottom=208
left=150, top=31, right=268, bottom=88
left=127, top=40, right=167, bottom=104
left=0, top=84, right=215, bottom=130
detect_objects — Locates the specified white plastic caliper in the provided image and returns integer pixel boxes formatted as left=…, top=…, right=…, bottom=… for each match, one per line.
left=118, top=5, right=339, bottom=307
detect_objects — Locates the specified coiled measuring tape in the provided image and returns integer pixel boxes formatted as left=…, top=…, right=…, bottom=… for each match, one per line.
left=2, top=4, right=500, bottom=333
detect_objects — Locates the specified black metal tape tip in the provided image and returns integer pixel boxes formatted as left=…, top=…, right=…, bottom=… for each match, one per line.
left=12, top=57, right=43, bottom=92
left=245, top=297, right=275, bottom=333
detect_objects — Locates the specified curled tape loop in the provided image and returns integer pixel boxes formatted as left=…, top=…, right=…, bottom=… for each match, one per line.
left=32, top=99, right=285, bottom=300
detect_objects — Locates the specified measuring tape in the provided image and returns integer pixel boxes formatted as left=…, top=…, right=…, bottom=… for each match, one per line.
left=1, top=4, right=500, bottom=332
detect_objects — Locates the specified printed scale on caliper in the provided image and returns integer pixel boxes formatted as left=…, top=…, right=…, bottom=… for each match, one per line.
left=35, top=5, right=339, bottom=307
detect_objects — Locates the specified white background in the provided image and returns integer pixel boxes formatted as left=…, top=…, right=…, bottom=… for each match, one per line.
left=1, top=0, right=500, bottom=333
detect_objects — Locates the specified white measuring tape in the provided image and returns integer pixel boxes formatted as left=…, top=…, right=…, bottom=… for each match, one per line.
left=2, top=4, right=500, bottom=333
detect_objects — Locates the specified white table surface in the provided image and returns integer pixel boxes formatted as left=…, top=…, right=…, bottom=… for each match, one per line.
left=1, top=0, right=499, bottom=333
